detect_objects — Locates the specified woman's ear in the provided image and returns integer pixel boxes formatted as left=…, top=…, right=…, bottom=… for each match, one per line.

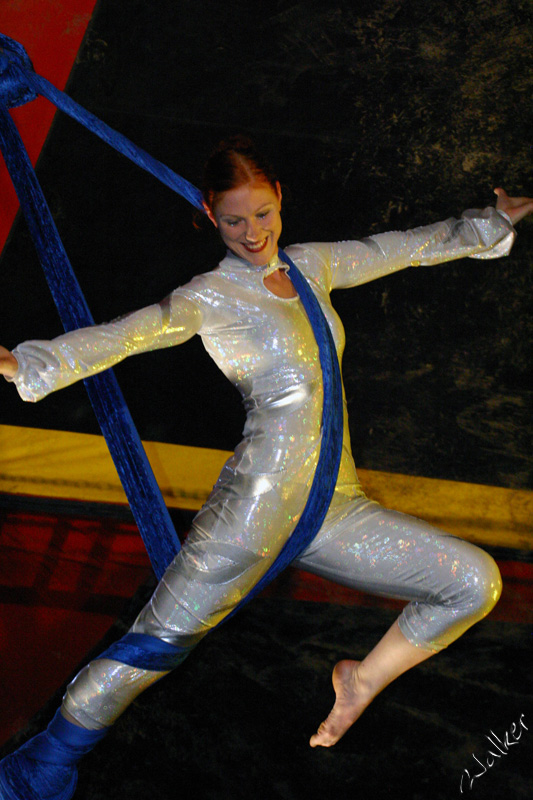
left=275, top=181, right=282, bottom=208
left=203, top=201, right=218, bottom=228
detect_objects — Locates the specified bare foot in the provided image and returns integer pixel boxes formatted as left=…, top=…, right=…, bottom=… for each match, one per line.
left=310, top=660, right=370, bottom=748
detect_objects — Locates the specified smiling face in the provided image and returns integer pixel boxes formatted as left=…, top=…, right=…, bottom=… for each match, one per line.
left=205, top=181, right=282, bottom=266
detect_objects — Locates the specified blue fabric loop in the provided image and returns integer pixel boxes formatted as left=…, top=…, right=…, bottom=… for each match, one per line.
left=28, top=71, right=205, bottom=212
left=22, top=711, right=108, bottom=767
left=99, top=632, right=191, bottom=671
left=0, top=33, right=203, bottom=210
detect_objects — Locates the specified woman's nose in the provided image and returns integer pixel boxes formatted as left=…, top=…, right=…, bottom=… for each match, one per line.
left=245, top=218, right=262, bottom=240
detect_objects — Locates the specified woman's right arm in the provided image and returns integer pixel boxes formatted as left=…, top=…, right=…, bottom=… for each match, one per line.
left=1, top=290, right=203, bottom=402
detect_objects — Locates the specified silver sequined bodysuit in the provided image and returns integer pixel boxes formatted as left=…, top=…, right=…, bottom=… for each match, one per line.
left=9, top=208, right=514, bottom=729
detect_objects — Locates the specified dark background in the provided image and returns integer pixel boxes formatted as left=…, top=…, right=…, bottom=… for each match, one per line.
left=2, top=0, right=532, bottom=488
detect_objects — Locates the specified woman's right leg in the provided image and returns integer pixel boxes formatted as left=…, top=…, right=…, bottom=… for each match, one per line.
left=62, top=517, right=278, bottom=729
left=294, top=496, right=502, bottom=747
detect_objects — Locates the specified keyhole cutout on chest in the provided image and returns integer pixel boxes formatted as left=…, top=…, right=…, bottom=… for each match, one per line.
left=263, top=268, right=299, bottom=299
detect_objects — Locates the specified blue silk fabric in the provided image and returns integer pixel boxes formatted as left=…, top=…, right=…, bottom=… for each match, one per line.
left=0, top=34, right=343, bottom=669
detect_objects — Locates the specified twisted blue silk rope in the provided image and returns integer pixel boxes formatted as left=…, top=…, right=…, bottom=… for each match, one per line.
left=0, top=34, right=183, bottom=579
left=14, top=711, right=109, bottom=767
left=99, top=632, right=191, bottom=670
left=0, top=33, right=343, bottom=667
left=0, top=101, right=180, bottom=581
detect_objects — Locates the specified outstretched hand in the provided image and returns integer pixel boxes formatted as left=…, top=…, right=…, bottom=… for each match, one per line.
left=0, top=345, right=18, bottom=378
left=494, top=188, right=533, bottom=225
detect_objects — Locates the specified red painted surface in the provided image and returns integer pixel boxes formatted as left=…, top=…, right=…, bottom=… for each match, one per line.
left=0, top=508, right=152, bottom=746
left=0, top=0, right=98, bottom=253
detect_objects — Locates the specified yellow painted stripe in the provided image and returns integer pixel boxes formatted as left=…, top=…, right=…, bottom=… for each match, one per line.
left=0, top=424, right=227, bottom=509
left=359, top=470, right=533, bottom=552
left=1, top=424, right=531, bottom=552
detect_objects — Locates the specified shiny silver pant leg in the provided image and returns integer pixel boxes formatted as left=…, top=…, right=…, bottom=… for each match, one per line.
left=129, top=466, right=314, bottom=645
left=62, top=509, right=284, bottom=729
left=294, top=497, right=502, bottom=651
left=61, top=660, right=167, bottom=730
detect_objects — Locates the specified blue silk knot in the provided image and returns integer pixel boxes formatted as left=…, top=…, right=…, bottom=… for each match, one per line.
left=0, top=34, right=37, bottom=108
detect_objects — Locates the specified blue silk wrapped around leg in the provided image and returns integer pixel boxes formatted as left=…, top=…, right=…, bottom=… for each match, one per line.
left=0, top=711, right=107, bottom=800
left=0, top=634, right=191, bottom=800
left=99, top=632, right=192, bottom=670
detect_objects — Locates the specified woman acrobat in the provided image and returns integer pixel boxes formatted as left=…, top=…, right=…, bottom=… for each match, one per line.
left=0, top=137, right=532, bottom=800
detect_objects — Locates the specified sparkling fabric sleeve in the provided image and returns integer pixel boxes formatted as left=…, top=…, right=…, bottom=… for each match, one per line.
left=7, top=290, right=203, bottom=402
left=317, top=207, right=515, bottom=290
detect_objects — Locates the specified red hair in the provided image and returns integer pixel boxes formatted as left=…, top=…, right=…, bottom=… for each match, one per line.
left=202, top=135, right=279, bottom=211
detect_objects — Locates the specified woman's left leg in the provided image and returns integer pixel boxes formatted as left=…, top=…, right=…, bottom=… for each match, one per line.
left=293, top=497, right=502, bottom=747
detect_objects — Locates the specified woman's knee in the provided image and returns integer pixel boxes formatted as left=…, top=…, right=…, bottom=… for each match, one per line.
left=454, top=546, right=502, bottom=621
left=400, top=546, right=502, bottom=651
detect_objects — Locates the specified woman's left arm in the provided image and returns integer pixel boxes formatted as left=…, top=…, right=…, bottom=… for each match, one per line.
left=329, top=189, right=532, bottom=290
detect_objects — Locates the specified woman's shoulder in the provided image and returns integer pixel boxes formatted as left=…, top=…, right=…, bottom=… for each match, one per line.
left=285, top=241, right=333, bottom=264
left=169, top=257, right=236, bottom=307
left=284, top=242, right=335, bottom=289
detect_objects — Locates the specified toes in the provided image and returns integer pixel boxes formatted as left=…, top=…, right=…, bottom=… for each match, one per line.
left=309, top=718, right=338, bottom=748
left=310, top=731, right=333, bottom=748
